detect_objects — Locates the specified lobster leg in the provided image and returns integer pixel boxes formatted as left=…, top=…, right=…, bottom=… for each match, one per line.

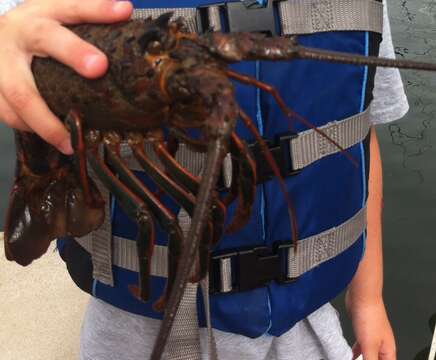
left=152, top=135, right=201, bottom=195
left=64, top=110, right=99, bottom=207
left=128, top=132, right=213, bottom=282
left=5, top=130, right=104, bottom=266
left=226, top=69, right=358, bottom=248
left=149, top=130, right=227, bottom=247
left=150, top=136, right=230, bottom=360
left=102, top=131, right=186, bottom=309
left=238, top=109, right=299, bottom=248
left=223, top=132, right=257, bottom=234
left=226, top=69, right=357, bottom=166
left=128, top=132, right=197, bottom=216
left=169, top=128, right=209, bottom=153
left=85, top=135, right=156, bottom=302
left=153, top=132, right=230, bottom=245
left=162, top=128, right=256, bottom=235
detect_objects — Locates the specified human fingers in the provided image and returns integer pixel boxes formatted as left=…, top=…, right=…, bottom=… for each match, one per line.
left=0, top=94, right=31, bottom=131
left=26, top=19, right=109, bottom=78
left=0, top=59, right=72, bottom=154
left=38, top=0, right=133, bottom=24
left=8, top=0, right=133, bottom=78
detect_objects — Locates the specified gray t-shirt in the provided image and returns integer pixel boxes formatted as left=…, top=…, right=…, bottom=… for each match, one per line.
left=79, top=4, right=409, bottom=360
left=0, top=1, right=409, bottom=359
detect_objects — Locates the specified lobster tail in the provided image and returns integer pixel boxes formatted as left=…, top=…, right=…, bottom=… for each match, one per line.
left=4, top=131, right=105, bottom=266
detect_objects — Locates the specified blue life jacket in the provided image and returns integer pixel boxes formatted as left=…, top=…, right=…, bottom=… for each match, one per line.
left=58, top=0, right=381, bottom=338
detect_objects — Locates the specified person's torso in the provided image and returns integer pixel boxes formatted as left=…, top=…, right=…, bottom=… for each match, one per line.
left=60, top=0, right=382, bottom=338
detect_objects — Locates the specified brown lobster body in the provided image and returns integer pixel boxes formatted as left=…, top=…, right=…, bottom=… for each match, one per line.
left=33, top=19, right=236, bottom=131
left=5, top=14, right=436, bottom=360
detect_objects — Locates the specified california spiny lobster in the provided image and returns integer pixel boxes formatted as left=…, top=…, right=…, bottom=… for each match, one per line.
left=4, top=13, right=436, bottom=360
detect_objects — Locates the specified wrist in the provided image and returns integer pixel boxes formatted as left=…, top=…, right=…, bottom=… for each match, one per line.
left=345, top=288, right=384, bottom=315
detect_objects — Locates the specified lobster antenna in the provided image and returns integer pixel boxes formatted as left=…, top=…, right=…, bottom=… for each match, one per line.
left=238, top=110, right=299, bottom=250
left=295, top=45, right=436, bottom=72
left=226, top=69, right=359, bottom=168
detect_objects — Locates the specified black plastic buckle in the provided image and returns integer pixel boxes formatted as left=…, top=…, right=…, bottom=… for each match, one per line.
left=216, top=132, right=300, bottom=191
left=248, top=132, right=300, bottom=184
left=197, top=0, right=282, bottom=36
left=210, top=242, right=297, bottom=294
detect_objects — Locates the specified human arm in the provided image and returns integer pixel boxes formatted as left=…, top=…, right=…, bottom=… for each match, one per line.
left=0, top=0, right=133, bottom=154
left=345, top=127, right=396, bottom=360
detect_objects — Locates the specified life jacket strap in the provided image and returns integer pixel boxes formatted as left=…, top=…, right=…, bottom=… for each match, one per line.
left=278, top=0, right=383, bottom=35
left=88, top=148, right=114, bottom=287
left=75, top=204, right=366, bottom=293
left=218, top=107, right=370, bottom=189
left=159, top=277, right=217, bottom=360
left=290, top=107, right=371, bottom=170
left=131, top=0, right=383, bottom=35
left=211, top=205, right=367, bottom=293
left=162, top=208, right=218, bottom=360
left=289, top=205, right=367, bottom=277
left=116, top=108, right=370, bottom=191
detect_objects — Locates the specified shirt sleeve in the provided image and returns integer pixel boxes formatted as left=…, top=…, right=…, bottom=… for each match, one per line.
left=369, top=0, right=410, bottom=125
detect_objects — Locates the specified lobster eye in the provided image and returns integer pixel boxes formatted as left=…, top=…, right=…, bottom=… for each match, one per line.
left=148, top=40, right=162, bottom=54
left=138, top=28, right=161, bottom=53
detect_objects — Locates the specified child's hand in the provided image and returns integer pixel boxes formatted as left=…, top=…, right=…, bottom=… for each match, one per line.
left=0, top=0, right=133, bottom=154
left=346, top=296, right=396, bottom=360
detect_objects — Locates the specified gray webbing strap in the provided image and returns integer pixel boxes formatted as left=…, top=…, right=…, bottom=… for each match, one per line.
left=76, top=205, right=366, bottom=288
left=162, top=279, right=218, bottom=360
left=76, top=140, right=207, bottom=278
left=278, top=0, right=383, bottom=35
left=287, top=205, right=366, bottom=278
left=77, top=229, right=167, bottom=275
left=219, top=258, right=233, bottom=293
left=121, top=109, right=370, bottom=177
left=290, top=107, right=371, bottom=170
left=215, top=205, right=366, bottom=292
left=78, top=152, right=114, bottom=286
left=120, top=142, right=206, bottom=177
left=76, top=104, right=369, bottom=280
left=162, top=208, right=218, bottom=360
left=132, top=8, right=199, bottom=32
left=164, top=281, right=202, bottom=360
left=131, top=0, right=383, bottom=35
left=163, top=208, right=201, bottom=360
